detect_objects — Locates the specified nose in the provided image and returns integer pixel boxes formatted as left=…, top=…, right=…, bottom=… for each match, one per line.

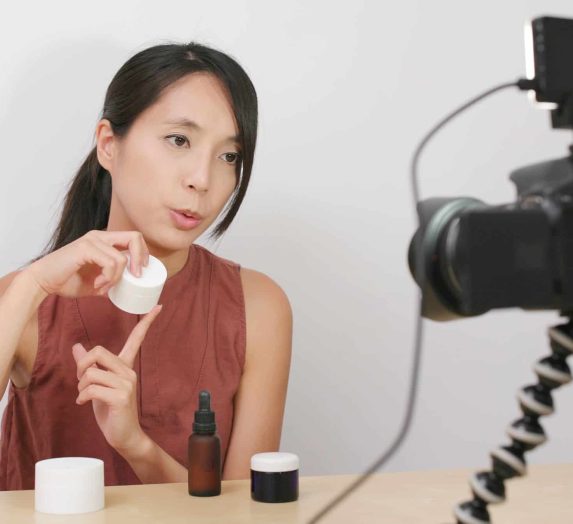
left=184, top=152, right=211, bottom=193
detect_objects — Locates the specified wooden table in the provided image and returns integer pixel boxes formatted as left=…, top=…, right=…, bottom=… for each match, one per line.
left=1, top=463, right=572, bottom=522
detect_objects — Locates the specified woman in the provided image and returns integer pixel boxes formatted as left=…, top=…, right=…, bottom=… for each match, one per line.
left=0, top=42, right=292, bottom=489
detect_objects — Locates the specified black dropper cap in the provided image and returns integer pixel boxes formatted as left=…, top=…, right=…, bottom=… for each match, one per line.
left=193, top=390, right=216, bottom=435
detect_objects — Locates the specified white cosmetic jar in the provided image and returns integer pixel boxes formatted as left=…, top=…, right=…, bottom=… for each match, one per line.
left=108, top=251, right=167, bottom=314
left=35, top=457, right=105, bottom=514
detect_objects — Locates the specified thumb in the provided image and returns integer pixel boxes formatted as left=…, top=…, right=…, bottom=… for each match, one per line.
left=72, top=343, right=93, bottom=380
left=72, top=343, right=87, bottom=364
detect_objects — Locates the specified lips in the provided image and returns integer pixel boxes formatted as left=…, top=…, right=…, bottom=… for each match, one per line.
left=174, top=208, right=203, bottom=220
left=169, top=209, right=203, bottom=230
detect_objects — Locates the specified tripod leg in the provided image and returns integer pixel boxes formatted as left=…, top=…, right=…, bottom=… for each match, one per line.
left=454, top=321, right=573, bottom=524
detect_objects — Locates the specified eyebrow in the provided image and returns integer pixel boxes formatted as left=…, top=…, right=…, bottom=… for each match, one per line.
left=163, top=117, right=239, bottom=144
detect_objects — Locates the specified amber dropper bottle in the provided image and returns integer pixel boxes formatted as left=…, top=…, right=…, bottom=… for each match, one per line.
left=188, top=390, right=221, bottom=496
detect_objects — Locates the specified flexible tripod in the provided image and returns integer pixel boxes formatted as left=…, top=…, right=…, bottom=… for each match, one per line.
left=453, top=318, right=573, bottom=523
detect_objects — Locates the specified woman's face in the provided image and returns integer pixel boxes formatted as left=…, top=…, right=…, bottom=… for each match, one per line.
left=96, top=72, right=241, bottom=255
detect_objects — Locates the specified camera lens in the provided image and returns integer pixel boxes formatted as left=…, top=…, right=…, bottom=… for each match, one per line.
left=408, top=197, right=486, bottom=320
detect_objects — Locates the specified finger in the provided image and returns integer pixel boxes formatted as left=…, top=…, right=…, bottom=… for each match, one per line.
left=78, top=239, right=120, bottom=286
left=90, top=238, right=128, bottom=289
left=72, top=343, right=88, bottom=365
left=89, top=230, right=150, bottom=277
left=76, top=384, right=131, bottom=407
left=77, top=366, right=132, bottom=393
left=76, top=345, right=132, bottom=381
left=72, top=343, right=99, bottom=376
left=119, top=305, right=163, bottom=367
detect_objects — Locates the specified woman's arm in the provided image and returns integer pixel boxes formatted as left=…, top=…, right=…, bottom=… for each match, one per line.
left=221, top=268, right=293, bottom=480
left=0, top=270, right=48, bottom=400
left=117, top=434, right=187, bottom=483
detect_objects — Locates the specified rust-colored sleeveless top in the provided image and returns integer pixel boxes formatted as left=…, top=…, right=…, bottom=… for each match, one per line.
left=0, top=243, right=246, bottom=490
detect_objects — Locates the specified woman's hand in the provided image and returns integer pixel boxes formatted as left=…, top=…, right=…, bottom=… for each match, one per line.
left=27, top=229, right=150, bottom=299
left=72, top=304, right=163, bottom=454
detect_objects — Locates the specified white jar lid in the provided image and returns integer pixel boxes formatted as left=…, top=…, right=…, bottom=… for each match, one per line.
left=35, top=457, right=105, bottom=514
left=108, top=251, right=167, bottom=314
left=251, top=452, right=299, bottom=473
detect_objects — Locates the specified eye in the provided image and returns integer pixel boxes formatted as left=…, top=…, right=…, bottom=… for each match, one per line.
left=165, top=134, right=189, bottom=148
left=219, top=152, right=241, bottom=165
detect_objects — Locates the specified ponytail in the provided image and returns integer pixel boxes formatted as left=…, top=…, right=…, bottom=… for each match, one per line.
left=27, top=147, right=111, bottom=265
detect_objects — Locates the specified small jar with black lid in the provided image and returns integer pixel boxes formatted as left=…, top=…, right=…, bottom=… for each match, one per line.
left=251, top=452, right=299, bottom=503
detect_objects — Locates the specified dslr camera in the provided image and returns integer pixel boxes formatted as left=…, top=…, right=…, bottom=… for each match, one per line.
left=409, top=16, right=573, bottom=321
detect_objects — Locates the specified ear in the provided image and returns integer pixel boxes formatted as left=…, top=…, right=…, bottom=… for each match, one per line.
left=95, top=118, right=116, bottom=173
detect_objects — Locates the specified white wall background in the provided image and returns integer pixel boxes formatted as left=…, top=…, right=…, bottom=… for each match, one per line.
left=2, top=0, right=573, bottom=478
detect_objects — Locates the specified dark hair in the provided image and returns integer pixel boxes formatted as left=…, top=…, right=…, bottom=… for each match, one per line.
left=27, top=41, right=257, bottom=265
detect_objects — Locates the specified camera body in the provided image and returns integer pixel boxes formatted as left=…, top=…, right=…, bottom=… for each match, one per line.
left=409, top=156, right=573, bottom=320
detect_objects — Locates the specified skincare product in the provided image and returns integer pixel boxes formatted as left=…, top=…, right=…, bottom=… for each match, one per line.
left=251, top=452, right=299, bottom=503
left=188, top=390, right=221, bottom=496
left=35, top=457, right=104, bottom=514
left=108, top=251, right=167, bottom=314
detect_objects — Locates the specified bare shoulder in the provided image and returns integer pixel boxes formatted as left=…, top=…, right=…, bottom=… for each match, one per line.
left=239, top=267, right=293, bottom=370
left=239, top=267, right=293, bottom=321
left=0, top=269, right=22, bottom=295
